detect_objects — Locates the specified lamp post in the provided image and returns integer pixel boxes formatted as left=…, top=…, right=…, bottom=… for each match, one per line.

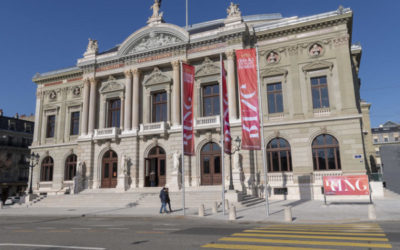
left=27, top=152, right=39, bottom=194
left=228, top=136, right=241, bottom=190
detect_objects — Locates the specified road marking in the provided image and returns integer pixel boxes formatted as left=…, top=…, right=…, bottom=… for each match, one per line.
left=0, top=243, right=105, bottom=250
left=3, top=227, right=21, bottom=229
left=71, top=227, right=91, bottom=230
left=136, top=231, right=165, bottom=234
left=264, top=223, right=380, bottom=228
left=232, top=233, right=389, bottom=242
left=36, top=227, right=55, bottom=230
left=153, top=228, right=180, bottom=231
left=202, top=243, right=332, bottom=250
left=245, top=229, right=386, bottom=237
left=219, top=237, right=393, bottom=248
left=255, top=227, right=383, bottom=233
left=109, top=227, right=128, bottom=230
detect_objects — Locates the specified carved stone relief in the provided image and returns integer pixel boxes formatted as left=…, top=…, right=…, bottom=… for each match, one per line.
left=195, top=57, right=220, bottom=77
left=309, top=43, right=323, bottom=57
left=129, top=32, right=182, bottom=54
left=266, top=51, right=279, bottom=64
left=143, top=67, right=171, bottom=86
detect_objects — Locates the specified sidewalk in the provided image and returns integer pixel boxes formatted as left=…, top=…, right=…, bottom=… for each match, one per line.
left=2, top=198, right=400, bottom=223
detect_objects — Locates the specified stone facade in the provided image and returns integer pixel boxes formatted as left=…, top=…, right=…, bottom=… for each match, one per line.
left=0, top=111, right=34, bottom=202
left=30, top=4, right=370, bottom=200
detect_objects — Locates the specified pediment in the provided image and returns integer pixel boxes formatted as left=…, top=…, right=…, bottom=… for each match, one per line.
left=195, top=57, right=220, bottom=77
left=118, top=24, right=189, bottom=56
left=99, top=76, right=124, bottom=93
left=261, top=68, right=288, bottom=77
left=143, top=67, right=171, bottom=86
left=302, top=60, right=333, bottom=72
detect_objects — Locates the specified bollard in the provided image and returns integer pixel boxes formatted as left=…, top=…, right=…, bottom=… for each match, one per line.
left=212, top=201, right=218, bottom=214
left=284, top=206, right=293, bottom=222
left=229, top=205, right=236, bottom=220
left=368, top=204, right=376, bottom=220
left=198, top=204, right=205, bottom=217
left=225, top=199, right=230, bottom=211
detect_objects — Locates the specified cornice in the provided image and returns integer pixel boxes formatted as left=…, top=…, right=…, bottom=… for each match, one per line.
left=33, top=68, right=83, bottom=85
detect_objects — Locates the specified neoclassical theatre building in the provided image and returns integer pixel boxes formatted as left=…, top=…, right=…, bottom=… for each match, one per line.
left=30, top=3, right=371, bottom=200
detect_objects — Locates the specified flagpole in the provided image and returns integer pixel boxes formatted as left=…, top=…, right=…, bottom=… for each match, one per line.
left=219, top=53, right=226, bottom=215
left=180, top=61, right=186, bottom=216
left=186, top=0, right=188, bottom=29
left=256, top=45, right=270, bottom=216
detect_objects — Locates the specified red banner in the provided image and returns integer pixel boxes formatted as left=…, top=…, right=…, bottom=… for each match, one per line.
left=236, top=49, right=261, bottom=150
left=221, top=60, right=232, bottom=154
left=323, top=175, right=370, bottom=195
left=182, top=63, right=195, bottom=156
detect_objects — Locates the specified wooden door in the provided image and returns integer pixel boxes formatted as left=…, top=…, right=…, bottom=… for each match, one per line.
left=200, top=143, right=222, bottom=185
left=145, top=147, right=166, bottom=187
left=101, top=150, right=118, bottom=188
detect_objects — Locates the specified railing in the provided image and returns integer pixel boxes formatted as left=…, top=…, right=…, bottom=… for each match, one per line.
left=313, top=170, right=342, bottom=183
left=93, top=127, right=120, bottom=140
left=268, top=172, right=293, bottom=184
left=313, top=108, right=331, bottom=117
left=194, top=115, right=220, bottom=129
left=140, top=122, right=167, bottom=135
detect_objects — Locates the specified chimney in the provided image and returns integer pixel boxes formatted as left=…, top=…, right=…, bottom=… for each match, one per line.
left=0, top=109, right=3, bottom=116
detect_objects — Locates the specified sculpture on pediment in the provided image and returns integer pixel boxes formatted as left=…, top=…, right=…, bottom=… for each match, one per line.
left=84, top=38, right=98, bottom=56
left=130, top=32, right=181, bottom=53
left=100, top=80, right=124, bottom=94
left=49, top=91, right=57, bottom=100
left=151, top=0, right=163, bottom=18
left=227, top=2, right=241, bottom=18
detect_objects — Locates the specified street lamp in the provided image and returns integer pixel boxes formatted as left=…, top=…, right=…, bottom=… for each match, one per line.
left=26, top=152, right=40, bottom=194
left=229, top=136, right=241, bottom=190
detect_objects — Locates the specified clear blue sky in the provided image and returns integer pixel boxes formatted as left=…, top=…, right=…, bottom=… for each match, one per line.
left=0, top=0, right=399, bottom=127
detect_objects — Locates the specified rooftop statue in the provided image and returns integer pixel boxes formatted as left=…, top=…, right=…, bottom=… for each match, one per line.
left=227, top=2, right=241, bottom=18
left=151, top=0, right=163, bottom=18
left=84, top=38, right=98, bottom=56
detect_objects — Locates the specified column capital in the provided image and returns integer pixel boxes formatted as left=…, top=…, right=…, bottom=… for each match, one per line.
left=124, top=69, right=132, bottom=78
left=171, top=60, right=180, bottom=69
left=226, top=50, right=235, bottom=60
left=89, top=77, right=97, bottom=85
left=132, top=68, right=140, bottom=77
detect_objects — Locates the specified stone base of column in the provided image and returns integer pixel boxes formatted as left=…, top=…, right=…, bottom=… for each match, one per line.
left=168, top=172, right=181, bottom=191
left=116, top=175, right=129, bottom=191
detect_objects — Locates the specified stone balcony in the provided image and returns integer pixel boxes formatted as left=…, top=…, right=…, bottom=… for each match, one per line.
left=194, top=115, right=220, bottom=130
left=313, top=108, right=331, bottom=117
left=93, top=127, right=121, bottom=140
left=139, top=121, right=168, bottom=135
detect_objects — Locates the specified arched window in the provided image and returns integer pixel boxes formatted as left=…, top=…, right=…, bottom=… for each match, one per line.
left=200, top=142, right=221, bottom=185
left=266, top=138, right=292, bottom=172
left=312, top=134, right=341, bottom=171
left=41, top=156, right=54, bottom=181
left=65, top=154, right=77, bottom=181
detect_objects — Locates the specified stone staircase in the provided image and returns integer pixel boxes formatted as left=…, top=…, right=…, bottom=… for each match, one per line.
left=238, top=194, right=265, bottom=207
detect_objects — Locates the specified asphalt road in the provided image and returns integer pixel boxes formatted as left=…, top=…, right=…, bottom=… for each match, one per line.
left=0, top=216, right=399, bottom=249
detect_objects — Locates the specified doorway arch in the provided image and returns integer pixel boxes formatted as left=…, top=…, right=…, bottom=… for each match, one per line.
left=200, top=142, right=221, bottom=185
left=101, top=150, right=118, bottom=188
left=144, top=146, right=166, bottom=187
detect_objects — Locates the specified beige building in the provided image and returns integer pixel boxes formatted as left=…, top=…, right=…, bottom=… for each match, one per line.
left=30, top=3, right=370, bottom=200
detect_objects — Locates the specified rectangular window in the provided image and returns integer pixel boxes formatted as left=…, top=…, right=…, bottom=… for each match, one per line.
left=311, top=76, right=329, bottom=109
left=70, top=111, right=80, bottom=135
left=267, top=82, right=283, bottom=113
left=202, top=84, right=220, bottom=116
left=373, top=138, right=378, bottom=143
left=152, top=92, right=167, bottom=122
left=46, top=115, right=55, bottom=138
left=384, top=137, right=388, bottom=142
left=107, top=99, right=121, bottom=128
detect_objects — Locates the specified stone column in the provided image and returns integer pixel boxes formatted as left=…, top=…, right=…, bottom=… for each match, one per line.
left=143, top=90, right=150, bottom=124
left=33, top=87, right=43, bottom=143
left=88, top=77, right=98, bottom=134
left=124, top=70, right=132, bottom=131
left=132, top=68, right=140, bottom=130
left=226, top=50, right=237, bottom=120
left=171, top=60, right=180, bottom=126
left=81, top=78, right=90, bottom=135
left=120, top=96, right=125, bottom=130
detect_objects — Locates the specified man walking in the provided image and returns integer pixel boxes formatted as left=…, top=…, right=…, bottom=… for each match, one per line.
left=165, top=187, right=172, bottom=212
left=159, top=187, right=168, bottom=214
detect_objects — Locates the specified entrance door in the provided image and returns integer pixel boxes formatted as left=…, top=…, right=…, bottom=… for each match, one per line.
left=145, top=147, right=166, bottom=187
left=201, top=143, right=222, bottom=185
left=101, top=150, right=118, bottom=188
